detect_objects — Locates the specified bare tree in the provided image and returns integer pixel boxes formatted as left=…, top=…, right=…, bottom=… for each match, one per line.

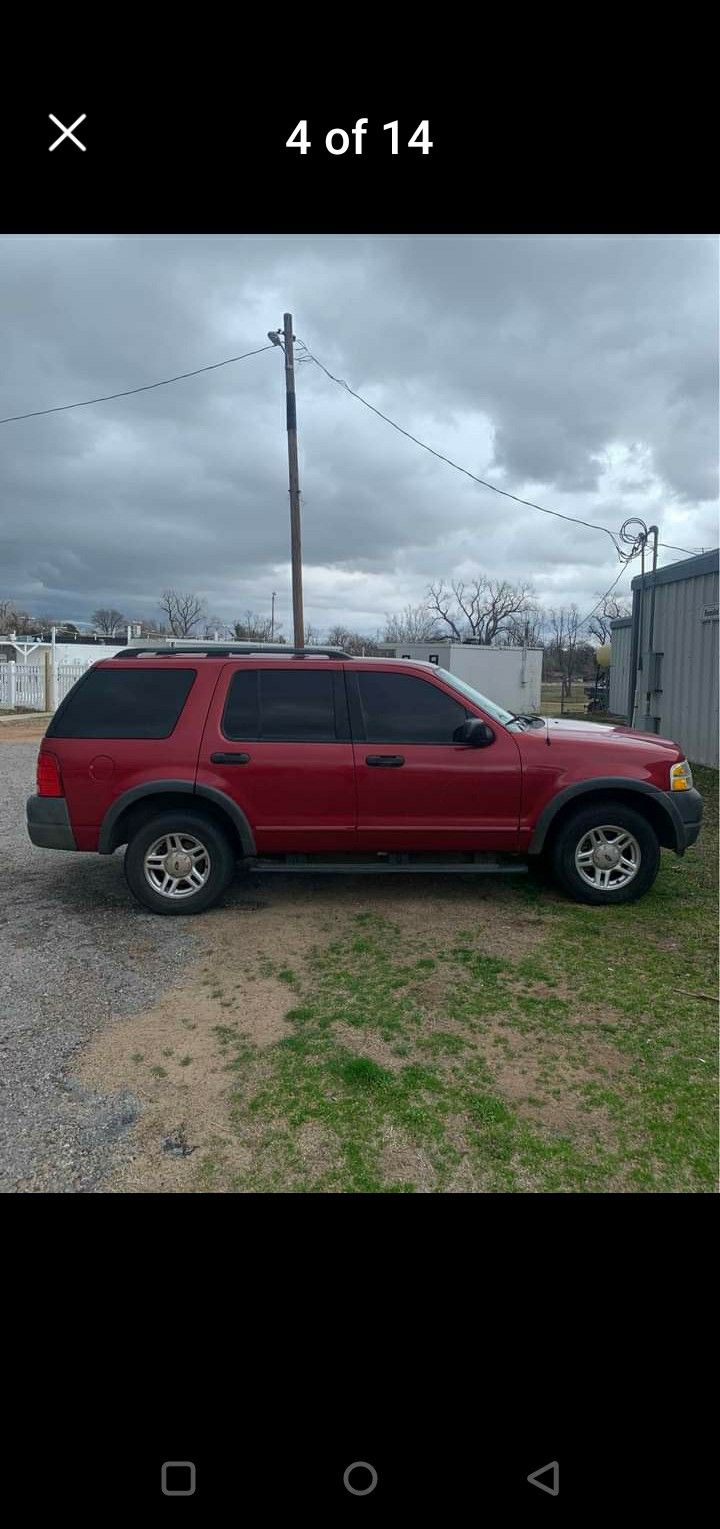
left=383, top=602, right=441, bottom=643
left=232, top=611, right=285, bottom=643
left=499, top=604, right=548, bottom=648
left=139, top=617, right=169, bottom=637
left=548, top=605, right=583, bottom=712
left=159, top=589, right=206, bottom=637
left=588, top=594, right=631, bottom=646
left=0, top=600, right=35, bottom=633
left=428, top=577, right=536, bottom=645
left=202, top=615, right=228, bottom=639
left=303, top=622, right=323, bottom=646
left=326, top=625, right=383, bottom=656
left=92, top=608, right=127, bottom=637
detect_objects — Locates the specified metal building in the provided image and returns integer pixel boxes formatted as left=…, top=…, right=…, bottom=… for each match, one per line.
left=378, top=642, right=543, bottom=715
left=609, top=549, right=719, bottom=767
left=608, top=618, right=633, bottom=716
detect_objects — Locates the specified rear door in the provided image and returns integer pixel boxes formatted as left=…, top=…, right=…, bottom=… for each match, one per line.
left=197, top=662, right=357, bottom=853
left=348, top=667, right=522, bottom=851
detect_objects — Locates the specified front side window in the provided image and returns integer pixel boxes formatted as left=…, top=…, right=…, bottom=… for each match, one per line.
left=356, top=671, right=468, bottom=743
left=433, top=668, right=514, bottom=726
left=47, top=667, right=196, bottom=739
left=223, top=668, right=339, bottom=741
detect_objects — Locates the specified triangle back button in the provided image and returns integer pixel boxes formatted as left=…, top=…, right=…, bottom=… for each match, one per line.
left=527, top=1461, right=559, bottom=1497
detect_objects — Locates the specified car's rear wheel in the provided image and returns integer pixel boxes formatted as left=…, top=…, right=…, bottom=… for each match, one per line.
left=124, top=811, right=236, bottom=914
left=550, top=802, right=661, bottom=905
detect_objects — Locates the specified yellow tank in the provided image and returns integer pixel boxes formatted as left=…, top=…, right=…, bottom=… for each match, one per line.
left=596, top=645, right=611, bottom=669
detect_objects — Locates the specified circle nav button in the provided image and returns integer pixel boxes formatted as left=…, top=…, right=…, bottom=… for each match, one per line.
left=343, top=1461, right=378, bottom=1496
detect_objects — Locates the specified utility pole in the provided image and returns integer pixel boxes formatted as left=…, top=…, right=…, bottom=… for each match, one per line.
left=281, top=314, right=304, bottom=645
left=271, top=590, right=277, bottom=641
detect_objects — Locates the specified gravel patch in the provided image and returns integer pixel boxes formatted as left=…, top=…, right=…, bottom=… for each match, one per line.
left=0, top=742, right=205, bottom=1192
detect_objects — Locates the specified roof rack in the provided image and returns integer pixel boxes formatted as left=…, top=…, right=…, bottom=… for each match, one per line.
left=112, top=642, right=353, bottom=660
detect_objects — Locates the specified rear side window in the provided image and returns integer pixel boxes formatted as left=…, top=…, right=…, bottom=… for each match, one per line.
left=356, top=671, right=468, bottom=743
left=223, top=668, right=344, bottom=741
left=47, top=667, right=196, bottom=739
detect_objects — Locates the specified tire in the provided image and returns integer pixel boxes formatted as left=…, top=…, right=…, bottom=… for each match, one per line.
left=123, top=810, right=236, bottom=915
left=550, top=801, right=661, bottom=906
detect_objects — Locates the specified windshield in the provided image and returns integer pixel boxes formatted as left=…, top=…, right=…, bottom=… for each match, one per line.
left=434, top=668, right=515, bottom=726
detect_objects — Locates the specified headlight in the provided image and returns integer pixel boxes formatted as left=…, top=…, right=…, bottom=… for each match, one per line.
left=670, top=759, right=693, bottom=791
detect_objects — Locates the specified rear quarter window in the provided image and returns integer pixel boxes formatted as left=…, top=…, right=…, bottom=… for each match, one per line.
left=47, top=667, right=196, bottom=739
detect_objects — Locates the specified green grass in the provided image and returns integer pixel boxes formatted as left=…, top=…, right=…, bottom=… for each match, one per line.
left=198, top=764, right=717, bottom=1194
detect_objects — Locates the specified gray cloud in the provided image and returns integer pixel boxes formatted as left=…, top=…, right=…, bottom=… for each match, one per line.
left=0, top=234, right=717, bottom=634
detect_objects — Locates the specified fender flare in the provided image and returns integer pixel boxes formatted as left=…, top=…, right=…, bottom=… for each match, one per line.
left=98, top=780, right=256, bottom=856
left=527, top=777, right=684, bottom=855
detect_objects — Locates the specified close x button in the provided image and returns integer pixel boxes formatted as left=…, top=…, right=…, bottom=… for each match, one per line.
left=48, top=113, right=87, bottom=152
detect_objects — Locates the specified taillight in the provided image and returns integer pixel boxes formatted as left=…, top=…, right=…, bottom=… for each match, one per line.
left=37, top=751, right=64, bottom=797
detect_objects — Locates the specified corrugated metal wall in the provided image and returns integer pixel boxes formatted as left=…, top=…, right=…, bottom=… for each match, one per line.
left=620, top=553, right=718, bottom=767
left=638, top=562, right=719, bottom=766
left=609, top=619, right=632, bottom=716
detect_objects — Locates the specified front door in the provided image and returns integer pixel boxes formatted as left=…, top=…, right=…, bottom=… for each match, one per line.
left=197, top=662, right=357, bottom=853
left=348, top=668, right=522, bottom=851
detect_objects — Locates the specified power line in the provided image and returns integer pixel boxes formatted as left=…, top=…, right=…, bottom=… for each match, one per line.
left=0, top=345, right=276, bottom=425
left=300, top=343, right=624, bottom=554
left=1, top=327, right=706, bottom=563
left=577, top=533, right=708, bottom=635
left=658, top=541, right=705, bottom=556
left=300, top=342, right=706, bottom=562
left=576, top=568, right=628, bottom=631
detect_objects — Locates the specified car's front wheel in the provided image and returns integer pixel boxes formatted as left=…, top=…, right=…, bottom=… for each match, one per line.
left=550, top=802, right=661, bottom=905
left=124, top=811, right=236, bottom=914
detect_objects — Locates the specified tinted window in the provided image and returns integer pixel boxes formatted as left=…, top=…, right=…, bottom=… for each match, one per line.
left=223, top=670, right=260, bottom=738
left=434, top=668, right=514, bottom=725
left=357, top=672, right=467, bottom=743
left=224, top=669, right=339, bottom=741
left=48, top=668, right=196, bottom=739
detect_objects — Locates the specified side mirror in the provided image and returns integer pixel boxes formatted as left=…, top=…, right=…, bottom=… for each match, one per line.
left=453, top=718, right=495, bottom=748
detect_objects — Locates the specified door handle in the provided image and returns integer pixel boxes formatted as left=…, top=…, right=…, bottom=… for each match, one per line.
left=210, top=751, right=251, bottom=764
left=365, top=754, right=405, bottom=766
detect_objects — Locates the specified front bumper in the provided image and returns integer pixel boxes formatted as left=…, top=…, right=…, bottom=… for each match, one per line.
left=668, top=786, right=703, bottom=852
left=26, top=794, right=77, bottom=851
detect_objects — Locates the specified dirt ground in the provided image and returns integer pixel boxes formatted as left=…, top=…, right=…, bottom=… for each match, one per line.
left=74, top=879, right=562, bottom=1192
left=0, top=721, right=49, bottom=742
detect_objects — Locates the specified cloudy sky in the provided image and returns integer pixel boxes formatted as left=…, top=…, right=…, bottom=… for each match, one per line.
left=1, top=234, right=717, bottom=638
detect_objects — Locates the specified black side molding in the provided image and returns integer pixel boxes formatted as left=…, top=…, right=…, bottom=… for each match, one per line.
left=195, top=785, right=256, bottom=855
left=97, top=780, right=256, bottom=856
left=527, top=778, right=699, bottom=856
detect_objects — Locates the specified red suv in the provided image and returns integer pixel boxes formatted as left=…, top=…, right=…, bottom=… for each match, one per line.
left=26, top=643, right=703, bottom=915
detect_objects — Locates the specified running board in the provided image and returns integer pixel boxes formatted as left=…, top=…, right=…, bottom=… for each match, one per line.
left=248, top=857, right=528, bottom=876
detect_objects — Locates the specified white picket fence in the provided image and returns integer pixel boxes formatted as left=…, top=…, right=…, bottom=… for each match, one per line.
left=0, top=660, right=92, bottom=712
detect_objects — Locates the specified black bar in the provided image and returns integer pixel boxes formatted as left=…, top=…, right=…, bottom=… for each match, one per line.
left=249, top=860, right=529, bottom=875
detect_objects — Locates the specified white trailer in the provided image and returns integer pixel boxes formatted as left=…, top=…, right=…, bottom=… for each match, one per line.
left=379, top=642, right=543, bottom=714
